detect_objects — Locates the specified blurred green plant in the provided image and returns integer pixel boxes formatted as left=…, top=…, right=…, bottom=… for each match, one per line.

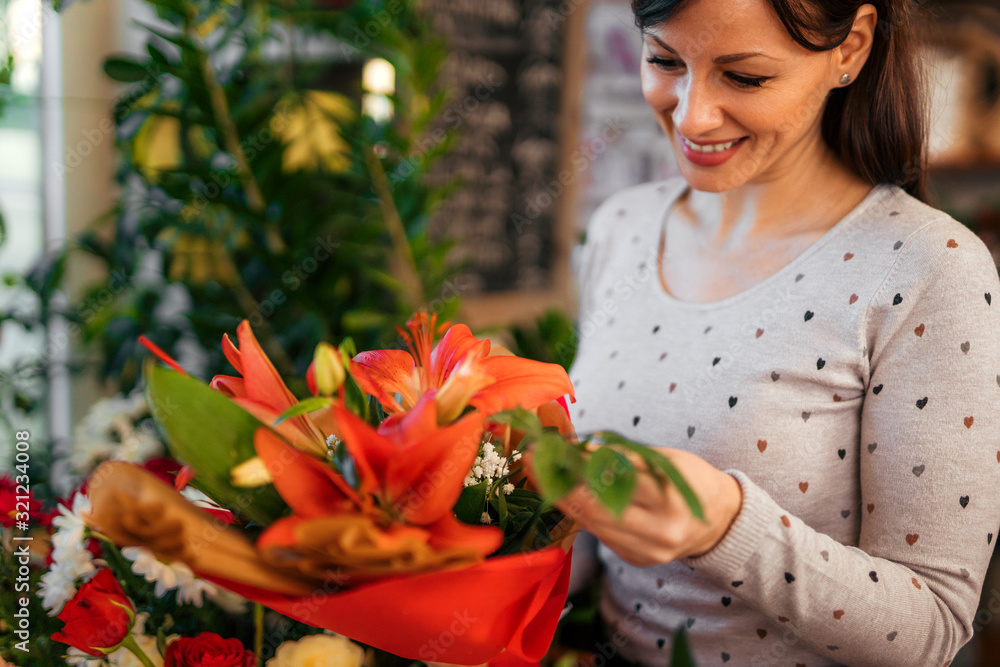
left=76, top=0, right=459, bottom=394
left=508, top=308, right=579, bottom=371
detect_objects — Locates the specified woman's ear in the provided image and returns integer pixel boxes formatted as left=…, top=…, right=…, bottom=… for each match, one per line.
left=834, top=3, right=878, bottom=84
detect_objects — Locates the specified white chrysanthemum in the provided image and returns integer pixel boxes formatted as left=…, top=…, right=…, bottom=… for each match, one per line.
left=180, top=487, right=229, bottom=517
left=39, top=493, right=98, bottom=614
left=70, top=392, right=162, bottom=475
left=39, top=555, right=92, bottom=614
left=122, top=546, right=218, bottom=607
left=208, top=587, right=250, bottom=614
left=51, top=493, right=92, bottom=561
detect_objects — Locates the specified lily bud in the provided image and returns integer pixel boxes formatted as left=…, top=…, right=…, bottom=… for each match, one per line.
left=313, top=342, right=346, bottom=396
left=231, top=456, right=273, bottom=487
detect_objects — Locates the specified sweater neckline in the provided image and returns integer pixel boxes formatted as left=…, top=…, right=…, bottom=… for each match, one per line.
left=651, top=179, right=894, bottom=311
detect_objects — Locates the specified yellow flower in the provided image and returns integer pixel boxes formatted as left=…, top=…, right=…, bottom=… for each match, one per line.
left=272, top=91, right=354, bottom=173
left=266, top=634, right=365, bottom=667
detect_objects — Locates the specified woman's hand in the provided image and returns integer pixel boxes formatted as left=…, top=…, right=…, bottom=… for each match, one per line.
left=538, top=447, right=743, bottom=567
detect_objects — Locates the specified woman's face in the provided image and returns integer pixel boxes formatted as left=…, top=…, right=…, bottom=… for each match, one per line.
left=640, top=0, right=842, bottom=193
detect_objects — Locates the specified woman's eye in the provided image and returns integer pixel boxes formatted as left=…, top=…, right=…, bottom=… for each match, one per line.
left=645, top=56, right=682, bottom=70
left=727, top=73, right=769, bottom=89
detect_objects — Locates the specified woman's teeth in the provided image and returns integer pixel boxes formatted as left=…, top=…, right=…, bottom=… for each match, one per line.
left=682, top=137, right=743, bottom=153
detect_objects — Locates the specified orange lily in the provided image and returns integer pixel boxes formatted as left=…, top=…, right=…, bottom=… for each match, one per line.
left=210, top=321, right=333, bottom=456
left=352, top=313, right=575, bottom=424
left=253, top=392, right=502, bottom=576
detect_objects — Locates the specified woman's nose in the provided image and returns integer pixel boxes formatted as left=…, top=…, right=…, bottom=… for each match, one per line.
left=673, top=75, right=724, bottom=139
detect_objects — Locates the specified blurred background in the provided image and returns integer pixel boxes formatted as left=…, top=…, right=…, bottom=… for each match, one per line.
left=0, top=0, right=998, bottom=663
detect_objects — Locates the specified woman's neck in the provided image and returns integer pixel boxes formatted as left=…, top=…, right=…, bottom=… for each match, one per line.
left=678, top=139, right=875, bottom=251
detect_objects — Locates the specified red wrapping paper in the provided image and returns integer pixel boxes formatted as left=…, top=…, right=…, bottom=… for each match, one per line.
left=201, top=543, right=573, bottom=664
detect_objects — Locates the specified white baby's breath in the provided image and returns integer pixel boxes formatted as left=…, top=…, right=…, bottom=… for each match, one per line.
left=463, top=435, right=517, bottom=495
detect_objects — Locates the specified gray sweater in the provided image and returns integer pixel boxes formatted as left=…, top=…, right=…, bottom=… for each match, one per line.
left=568, top=177, right=1000, bottom=666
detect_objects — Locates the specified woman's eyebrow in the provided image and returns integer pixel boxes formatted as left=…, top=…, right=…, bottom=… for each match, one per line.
left=645, top=34, right=785, bottom=63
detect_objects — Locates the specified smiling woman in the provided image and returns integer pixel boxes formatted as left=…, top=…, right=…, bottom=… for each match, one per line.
left=636, top=0, right=926, bottom=201
left=564, top=0, right=1000, bottom=665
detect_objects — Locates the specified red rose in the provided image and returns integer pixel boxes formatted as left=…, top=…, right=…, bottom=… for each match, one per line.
left=142, top=456, right=185, bottom=485
left=1, top=474, right=41, bottom=527
left=165, top=633, right=256, bottom=667
left=52, top=569, right=135, bottom=657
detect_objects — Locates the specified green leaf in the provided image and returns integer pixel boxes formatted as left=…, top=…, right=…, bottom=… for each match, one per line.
left=495, top=483, right=509, bottom=530
left=489, top=409, right=543, bottom=439
left=598, top=432, right=705, bottom=522
left=530, top=431, right=584, bottom=503
left=103, top=56, right=155, bottom=83
left=146, top=43, right=171, bottom=67
left=135, top=21, right=199, bottom=53
left=584, top=446, right=636, bottom=518
left=273, top=396, right=332, bottom=425
left=670, top=626, right=697, bottom=667
left=342, top=310, right=389, bottom=331
left=144, top=360, right=287, bottom=525
left=343, top=375, right=367, bottom=419
left=453, top=481, right=488, bottom=525
left=339, top=337, right=358, bottom=358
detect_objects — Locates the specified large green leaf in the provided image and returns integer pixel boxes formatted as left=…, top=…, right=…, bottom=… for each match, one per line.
left=598, top=432, right=705, bottom=522
left=584, top=446, right=636, bottom=518
left=143, top=360, right=287, bottom=525
left=530, top=431, right=584, bottom=503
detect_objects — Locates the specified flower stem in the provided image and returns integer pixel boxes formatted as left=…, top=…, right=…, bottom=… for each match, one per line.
left=364, top=146, right=424, bottom=309
left=121, top=635, right=157, bottom=667
left=254, top=602, right=264, bottom=658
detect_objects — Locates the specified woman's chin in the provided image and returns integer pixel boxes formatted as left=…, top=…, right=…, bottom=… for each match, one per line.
left=676, top=165, right=750, bottom=193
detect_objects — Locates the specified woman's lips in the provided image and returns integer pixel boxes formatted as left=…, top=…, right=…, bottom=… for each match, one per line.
left=679, top=135, right=748, bottom=167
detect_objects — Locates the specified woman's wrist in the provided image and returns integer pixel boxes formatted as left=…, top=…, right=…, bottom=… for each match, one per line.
left=686, top=472, right=743, bottom=559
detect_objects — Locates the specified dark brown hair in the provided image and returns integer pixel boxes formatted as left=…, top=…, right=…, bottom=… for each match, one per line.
left=632, top=0, right=930, bottom=202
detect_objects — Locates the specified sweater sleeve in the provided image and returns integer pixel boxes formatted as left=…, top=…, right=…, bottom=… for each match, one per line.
left=678, top=218, right=1000, bottom=667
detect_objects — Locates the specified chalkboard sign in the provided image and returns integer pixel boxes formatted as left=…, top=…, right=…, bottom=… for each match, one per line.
left=423, top=0, right=575, bottom=300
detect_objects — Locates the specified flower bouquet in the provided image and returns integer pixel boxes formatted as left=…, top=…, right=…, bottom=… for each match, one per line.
left=79, top=313, right=704, bottom=664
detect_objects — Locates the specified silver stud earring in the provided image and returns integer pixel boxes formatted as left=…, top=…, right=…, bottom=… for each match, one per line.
left=840, top=73, right=851, bottom=85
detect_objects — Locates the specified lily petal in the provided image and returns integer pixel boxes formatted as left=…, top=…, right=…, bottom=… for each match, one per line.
left=376, top=391, right=440, bottom=442
left=221, top=333, right=243, bottom=375
left=469, top=356, right=575, bottom=415
left=209, top=375, right=246, bottom=399
left=429, top=324, right=491, bottom=388
left=237, top=321, right=299, bottom=410
left=232, top=398, right=325, bottom=456
left=351, top=350, right=418, bottom=413
left=253, top=428, right=360, bottom=515
left=389, top=410, right=486, bottom=525
left=537, top=398, right=576, bottom=440
left=425, top=512, right=502, bottom=557
left=332, top=406, right=399, bottom=496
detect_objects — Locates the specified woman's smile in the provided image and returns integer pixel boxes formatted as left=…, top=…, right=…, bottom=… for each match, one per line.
left=678, top=134, right=749, bottom=167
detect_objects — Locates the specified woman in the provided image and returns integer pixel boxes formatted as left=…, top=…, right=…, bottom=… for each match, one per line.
left=561, top=0, right=1000, bottom=665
